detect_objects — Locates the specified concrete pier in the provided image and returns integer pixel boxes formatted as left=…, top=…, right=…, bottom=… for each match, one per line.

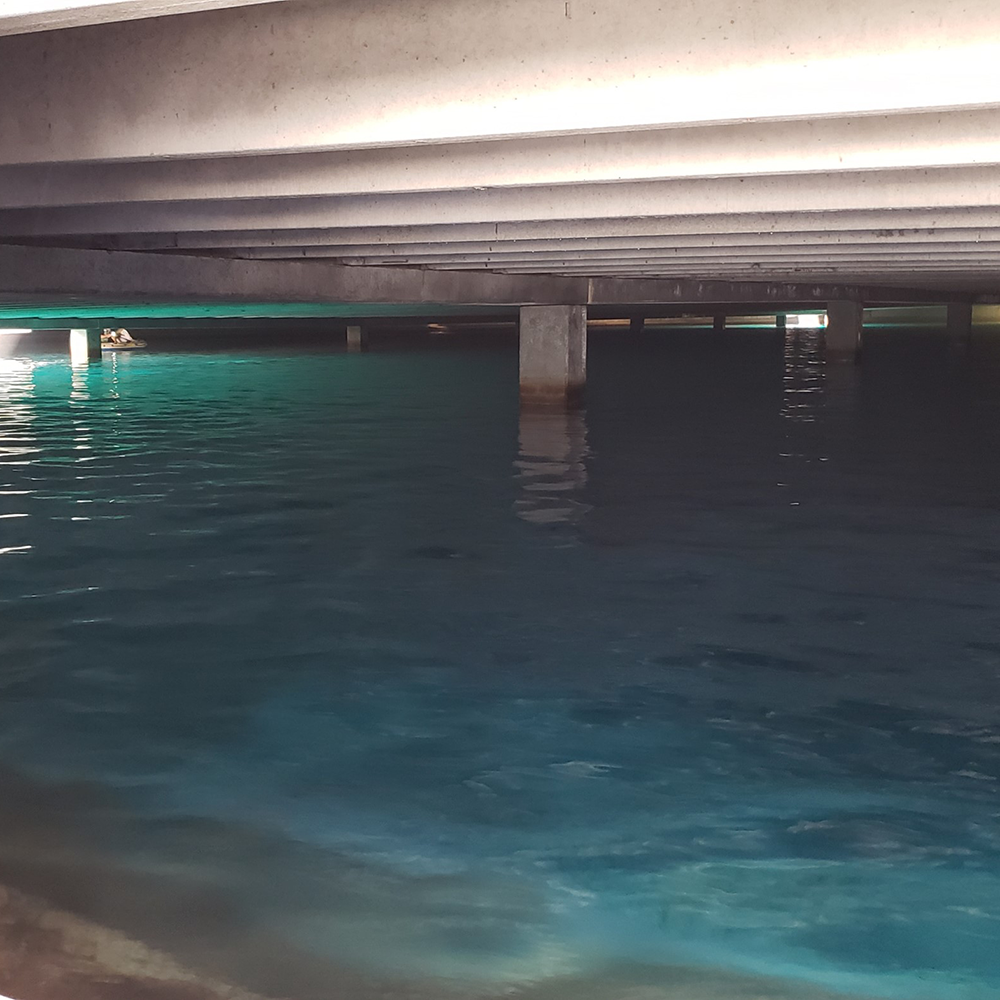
left=519, top=305, right=587, bottom=407
left=825, top=300, right=863, bottom=361
left=713, top=314, right=726, bottom=333
left=69, top=327, right=101, bottom=364
left=946, top=301, right=973, bottom=340
left=776, top=313, right=787, bottom=331
left=346, top=324, right=366, bottom=351
left=629, top=316, right=645, bottom=335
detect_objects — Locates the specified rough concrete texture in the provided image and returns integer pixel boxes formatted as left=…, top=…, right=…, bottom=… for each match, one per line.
left=946, top=301, right=973, bottom=338
left=0, top=0, right=998, bottom=292
left=825, top=300, right=864, bottom=359
left=519, top=305, right=587, bottom=406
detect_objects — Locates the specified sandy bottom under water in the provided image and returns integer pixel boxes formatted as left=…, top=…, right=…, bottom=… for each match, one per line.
left=0, top=768, right=871, bottom=1000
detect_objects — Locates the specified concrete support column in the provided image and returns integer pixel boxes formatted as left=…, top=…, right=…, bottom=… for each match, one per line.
left=519, top=304, right=586, bottom=407
left=346, top=323, right=366, bottom=351
left=629, top=316, right=645, bottom=335
left=946, top=302, right=973, bottom=340
left=776, top=313, right=787, bottom=332
left=69, top=327, right=101, bottom=364
left=713, top=314, right=726, bottom=333
left=825, top=300, right=863, bottom=361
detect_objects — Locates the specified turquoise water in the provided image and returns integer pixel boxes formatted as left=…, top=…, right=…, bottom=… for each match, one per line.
left=1, top=330, right=1000, bottom=999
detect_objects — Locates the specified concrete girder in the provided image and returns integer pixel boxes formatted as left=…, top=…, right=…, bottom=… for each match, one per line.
left=0, top=1, right=287, bottom=37
left=2, top=0, right=1000, bottom=164
left=502, top=261, right=1000, bottom=277
left=2, top=167, right=999, bottom=238
left=331, top=248, right=1000, bottom=268
left=4, top=108, right=1000, bottom=208
left=224, top=232, right=1000, bottom=259
left=33, top=210, right=1000, bottom=253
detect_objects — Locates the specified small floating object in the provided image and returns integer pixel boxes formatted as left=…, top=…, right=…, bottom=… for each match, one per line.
left=100, top=327, right=147, bottom=350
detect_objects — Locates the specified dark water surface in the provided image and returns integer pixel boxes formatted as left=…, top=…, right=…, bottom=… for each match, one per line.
left=1, top=329, right=1000, bottom=999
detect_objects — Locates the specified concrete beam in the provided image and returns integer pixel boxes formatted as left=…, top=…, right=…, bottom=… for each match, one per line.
left=5, top=108, right=1000, bottom=208
left=227, top=233, right=1000, bottom=260
left=0, top=1, right=288, bottom=37
left=4, top=168, right=1000, bottom=238
left=2, top=0, right=1000, bottom=163
left=0, top=243, right=585, bottom=308
left=37, top=210, right=1000, bottom=253
left=584, top=277, right=959, bottom=307
left=335, top=249, right=1000, bottom=269
left=0, top=245, right=966, bottom=326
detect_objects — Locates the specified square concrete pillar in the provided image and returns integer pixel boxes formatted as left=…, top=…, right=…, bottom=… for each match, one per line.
left=946, top=302, right=973, bottom=340
left=629, top=316, right=645, bottom=335
left=519, top=305, right=586, bottom=407
left=776, top=313, right=787, bottom=331
left=346, top=324, right=366, bottom=351
left=69, top=327, right=101, bottom=364
left=825, top=300, right=863, bottom=361
left=713, top=314, right=726, bottom=332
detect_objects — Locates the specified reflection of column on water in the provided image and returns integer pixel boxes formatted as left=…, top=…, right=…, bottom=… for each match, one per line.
left=781, top=327, right=824, bottom=427
left=514, top=407, right=590, bottom=526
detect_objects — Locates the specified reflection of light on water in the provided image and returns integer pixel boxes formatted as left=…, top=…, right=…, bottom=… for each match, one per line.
left=0, top=357, right=41, bottom=470
left=780, top=328, right=824, bottom=427
left=778, top=328, right=825, bottom=507
left=514, top=408, right=590, bottom=526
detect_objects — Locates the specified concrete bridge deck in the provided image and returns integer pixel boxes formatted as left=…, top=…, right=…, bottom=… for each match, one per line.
left=1, top=0, right=998, bottom=391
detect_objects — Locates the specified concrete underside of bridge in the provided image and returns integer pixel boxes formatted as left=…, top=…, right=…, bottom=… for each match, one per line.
left=2, top=0, right=999, bottom=395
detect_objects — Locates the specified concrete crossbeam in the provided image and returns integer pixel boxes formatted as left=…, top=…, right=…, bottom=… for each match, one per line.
left=0, top=245, right=968, bottom=319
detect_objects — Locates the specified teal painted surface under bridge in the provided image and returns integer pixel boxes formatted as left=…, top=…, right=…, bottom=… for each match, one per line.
left=0, top=299, right=512, bottom=328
